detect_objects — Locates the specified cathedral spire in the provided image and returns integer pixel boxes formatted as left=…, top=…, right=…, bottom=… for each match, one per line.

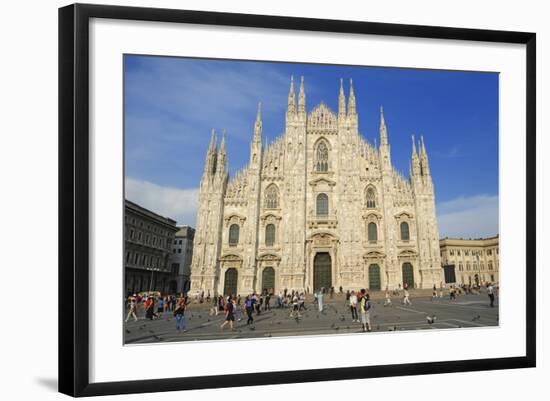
left=298, top=76, right=306, bottom=117
left=217, top=129, right=227, bottom=173
left=204, top=128, right=218, bottom=177
left=253, top=101, right=262, bottom=143
left=347, top=78, right=356, bottom=117
left=379, top=106, right=388, bottom=146
left=420, top=135, right=431, bottom=176
left=411, top=134, right=421, bottom=177
left=338, top=78, right=346, bottom=118
left=287, top=75, right=296, bottom=115
left=208, top=128, right=216, bottom=154
left=420, top=135, right=427, bottom=155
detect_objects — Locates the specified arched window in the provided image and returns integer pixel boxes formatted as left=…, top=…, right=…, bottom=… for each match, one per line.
left=228, top=224, right=240, bottom=246
left=265, top=224, right=275, bottom=246
left=316, top=193, right=329, bottom=216
left=368, top=222, right=378, bottom=242
left=315, top=140, right=329, bottom=172
left=265, top=185, right=279, bottom=209
left=366, top=187, right=376, bottom=208
left=400, top=222, right=410, bottom=241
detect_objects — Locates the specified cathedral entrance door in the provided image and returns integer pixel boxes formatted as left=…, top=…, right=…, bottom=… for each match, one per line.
left=368, top=264, right=381, bottom=291
left=402, top=263, right=414, bottom=288
left=223, top=268, right=238, bottom=296
left=313, top=253, right=332, bottom=292
left=262, top=266, right=275, bottom=295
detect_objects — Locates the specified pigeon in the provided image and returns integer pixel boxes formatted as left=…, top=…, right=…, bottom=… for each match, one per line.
left=249, top=326, right=256, bottom=331
left=472, top=315, right=481, bottom=322
left=149, top=330, right=155, bottom=334
left=426, top=315, right=437, bottom=324
left=125, top=329, right=131, bottom=334
left=339, top=315, right=346, bottom=321
left=330, top=323, right=335, bottom=328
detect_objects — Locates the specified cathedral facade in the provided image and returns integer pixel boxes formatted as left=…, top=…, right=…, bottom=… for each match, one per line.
left=189, top=77, right=442, bottom=296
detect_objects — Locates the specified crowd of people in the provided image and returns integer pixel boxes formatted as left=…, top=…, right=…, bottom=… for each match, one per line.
left=125, top=281, right=498, bottom=335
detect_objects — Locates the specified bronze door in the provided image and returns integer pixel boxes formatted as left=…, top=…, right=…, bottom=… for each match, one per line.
left=262, top=266, right=275, bottom=294
left=223, top=268, right=238, bottom=296
left=368, top=264, right=381, bottom=290
left=402, top=262, right=414, bottom=288
left=314, top=253, right=332, bottom=291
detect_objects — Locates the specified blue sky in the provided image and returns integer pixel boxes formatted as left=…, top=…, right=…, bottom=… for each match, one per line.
left=124, top=55, right=499, bottom=238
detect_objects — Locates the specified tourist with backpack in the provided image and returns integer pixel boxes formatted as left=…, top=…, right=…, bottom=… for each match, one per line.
left=174, top=298, right=186, bottom=332
left=359, top=289, right=372, bottom=332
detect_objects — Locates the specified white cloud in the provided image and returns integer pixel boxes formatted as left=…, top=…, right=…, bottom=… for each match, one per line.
left=125, top=177, right=199, bottom=226
left=437, top=194, right=499, bottom=239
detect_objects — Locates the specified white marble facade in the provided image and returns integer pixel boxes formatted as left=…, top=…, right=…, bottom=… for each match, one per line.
left=190, top=77, right=442, bottom=296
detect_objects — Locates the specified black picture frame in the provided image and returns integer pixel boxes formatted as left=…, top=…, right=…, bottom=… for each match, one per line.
left=59, top=3, right=536, bottom=397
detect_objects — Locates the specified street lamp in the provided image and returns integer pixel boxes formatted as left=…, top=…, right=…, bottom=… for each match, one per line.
left=476, top=254, right=481, bottom=290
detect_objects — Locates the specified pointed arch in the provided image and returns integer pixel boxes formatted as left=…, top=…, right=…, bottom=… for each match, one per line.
left=314, top=138, right=330, bottom=172
left=365, top=185, right=377, bottom=208
left=264, top=184, right=279, bottom=209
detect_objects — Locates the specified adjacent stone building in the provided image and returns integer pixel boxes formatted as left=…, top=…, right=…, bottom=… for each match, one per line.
left=124, top=200, right=179, bottom=295
left=440, top=236, right=500, bottom=286
left=190, top=77, right=442, bottom=296
left=169, top=225, right=195, bottom=294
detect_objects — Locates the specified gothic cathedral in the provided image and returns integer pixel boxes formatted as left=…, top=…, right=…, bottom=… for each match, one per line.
left=190, top=76, right=442, bottom=296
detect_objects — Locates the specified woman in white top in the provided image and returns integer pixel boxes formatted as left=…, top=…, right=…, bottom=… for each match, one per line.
left=349, top=291, right=358, bottom=322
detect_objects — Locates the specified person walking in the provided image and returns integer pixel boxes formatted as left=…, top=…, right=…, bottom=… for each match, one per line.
left=298, top=293, right=307, bottom=311
left=174, top=298, right=186, bottom=332
left=432, top=285, right=438, bottom=301
left=232, top=298, right=240, bottom=322
left=209, top=295, right=218, bottom=316
left=384, top=289, right=392, bottom=307
left=258, top=294, right=263, bottom=315
left=157, top=296, right=164, bottom=319
left=220, top=296, right=235, bottom=331
left=403, top=288, right=412, bottom=305
left=245, top=295, right=255, bottom=325
left=487, top=282, right=495, bottom=307
left=290, top=293, right=300, bottom=318
left=349, top=290, right=358, bottom=322
left=359, top=289, right=372, bottom=332
left=317, top=288, right=324, bottom=312
left=125, top=296, right=138, bottom=322
left=144, top=296, right=155, bottom=320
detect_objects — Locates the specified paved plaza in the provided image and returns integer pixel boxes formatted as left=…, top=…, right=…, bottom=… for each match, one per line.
left=123, top=289, right=499, bottom=344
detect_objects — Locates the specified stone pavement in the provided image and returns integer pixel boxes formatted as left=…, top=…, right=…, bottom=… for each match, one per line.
left=123, top=289, right=499, bottom=344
